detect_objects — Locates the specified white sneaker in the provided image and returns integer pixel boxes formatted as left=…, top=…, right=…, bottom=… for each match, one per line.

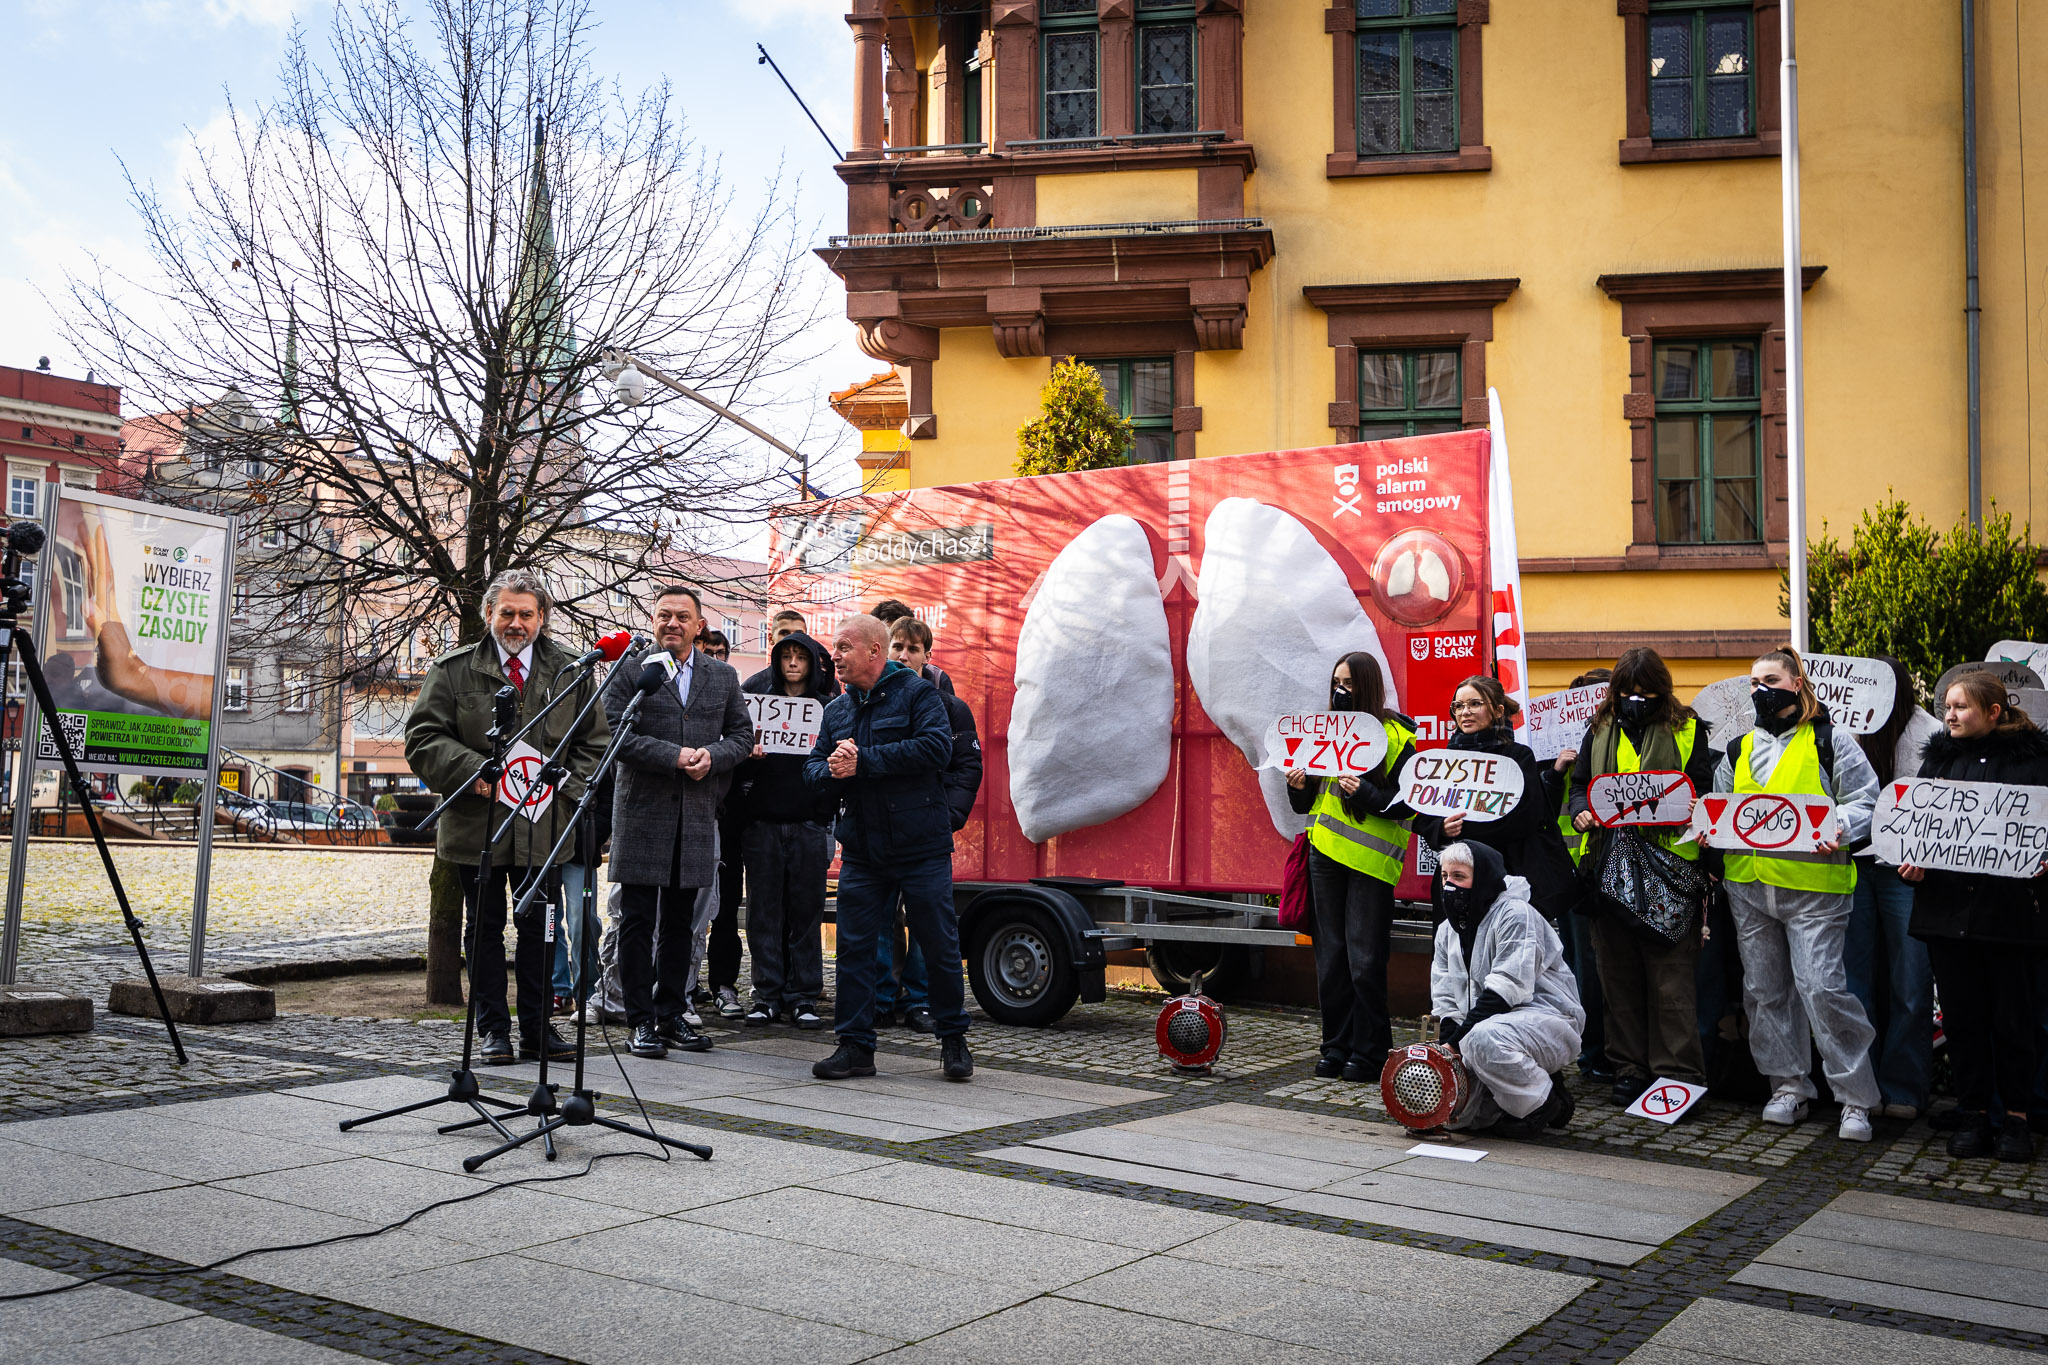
left=682, top=1005, right=703, bottom=1028
left=1881, top=1102, right=1918, bottom=1121
left=1761, top=1087, right=1810, bottom=1126
left=1838, top=1105, right=1873, bottom=1142
left=715, top=986, right=743, bottom=1019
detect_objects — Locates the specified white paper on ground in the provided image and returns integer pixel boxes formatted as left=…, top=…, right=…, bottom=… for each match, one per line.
left=1009, top=514, right=1175, bottom=843
left=1625, top=1078, right=1706, bottom=1124
left=1188, top=498, right=1401, bottom=838
left=1406, top=1143, right=1487, bottom=1162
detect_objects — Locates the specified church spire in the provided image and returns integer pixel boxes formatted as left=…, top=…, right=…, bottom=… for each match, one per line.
left=509, top=111, right=569, bottom=372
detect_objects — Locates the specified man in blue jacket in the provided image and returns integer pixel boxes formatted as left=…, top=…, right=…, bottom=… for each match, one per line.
left=804, top=614, right=973, bottom=1081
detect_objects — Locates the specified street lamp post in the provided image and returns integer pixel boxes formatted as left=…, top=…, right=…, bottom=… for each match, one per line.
left=600, top=351, right=814, bottom=502
left=1782, top=0, right=1809, bottom=653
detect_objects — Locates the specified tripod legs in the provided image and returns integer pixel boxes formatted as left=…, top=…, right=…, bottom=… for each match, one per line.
left=462, top=1097, right=713, bottom=1173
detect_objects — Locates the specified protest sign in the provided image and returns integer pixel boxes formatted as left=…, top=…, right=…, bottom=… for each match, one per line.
left=2012, top=688, right=2048, bottom=721
left=1936, top=660, right=2043, bottom=709
left=1625, top=1077, right=1706, bottom=1125
left=1399, top=750, right=1526, bottom=822
left=746, top=693, right=824, bottom=755
left=1264, top=711, right=1389, bottom=775
left=495, top=740, right=555, bottom=823
left=1588, top=771, right=1696, bottom=828
left=1692, top=793, right=1838, bottom=853
left=1688, top=675, right=1754, bottom=748
left=1523, top=683, right=1607, bottom=762
left=1870, top=777, right=2048, bottom=878
left=1987, top=639, right=2048, bottom=679
left=1803, top=653, right=1895, bottom=733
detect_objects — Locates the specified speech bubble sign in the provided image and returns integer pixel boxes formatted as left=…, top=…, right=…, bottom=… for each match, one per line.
left=1399, top=749, right=1527, bottom=823
left=1588, top=770, right=1697, bottom=828
left=1264, top=711, right=1390, bottom=775
left=1987, top=639, right=2048, bottom=678
left=1870, top=777, right=2048, bottom=878
left=1523, top=683, right=1608, bottom=762
left=1692, top=792, right=1837, bottom=852
left=1936, top=660, right=2044, bottom=710
left=1803, top=653, right=1897, bottom=734
left=1688, top=675, right=1755, bottom=748
left=746, top=693, right=824, bottom=755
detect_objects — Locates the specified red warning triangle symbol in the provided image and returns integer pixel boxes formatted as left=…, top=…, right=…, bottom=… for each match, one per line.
left=1286, top=738, right=1303, bottom=758
left=1807, top=804, right=1830, bottom=829
left=1704, top=797, right=1729, bottom=823
left=1894, top=783, right=1909, bottom=802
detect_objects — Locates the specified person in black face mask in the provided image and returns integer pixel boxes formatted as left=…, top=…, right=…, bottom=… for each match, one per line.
left=1567, top=647, right=1720, bottom=1106
left=1430, top=841, right=1584, bottom=1136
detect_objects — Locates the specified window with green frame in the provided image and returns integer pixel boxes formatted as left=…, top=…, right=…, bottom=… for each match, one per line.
left=1041, top=0, right=1098, bottom=141
left=1086, top=357, right=1175, bottom=463
left=1355, top=0, right=1458, bottom=157
left=1648, top=3, right=1753, bottom=140
left=1357, top=349, right=1461, bottom=440
left=1653, top=339, right=1761, bottom=544
left=1137, top=0, right=1196, bottom=135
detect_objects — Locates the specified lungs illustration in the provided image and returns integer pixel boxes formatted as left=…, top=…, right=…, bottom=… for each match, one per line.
left=1187, top=498, right=1402, bottom=838
left=1009, top=514, right=1175, bottom=844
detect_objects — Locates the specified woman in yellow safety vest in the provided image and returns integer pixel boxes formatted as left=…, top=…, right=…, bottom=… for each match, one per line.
left=1545, top=666, right=1612, bottom=1079
left=1286, top=651, right=1417, bottom=1083
left=1566, top=648, right=1719, bottom=1108
left=1713, top=647, right=1882, bottom=1143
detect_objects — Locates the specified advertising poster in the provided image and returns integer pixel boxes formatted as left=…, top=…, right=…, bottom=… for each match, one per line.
left=34, top=489, right=229, bottom=776
left=767, top=431, right=1493, bottom=896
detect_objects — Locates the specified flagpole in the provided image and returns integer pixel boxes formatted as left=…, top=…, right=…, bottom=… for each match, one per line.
left=1781, top=0, right=1808, bottom=652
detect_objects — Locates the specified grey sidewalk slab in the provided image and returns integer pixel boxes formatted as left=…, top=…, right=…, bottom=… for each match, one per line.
left=1314, top=1167, right=1701, bottom=1242
left=0, top=1107, right=349, bottom=1182
left=686, top=1093, right=955, bottom=1142
left=0, top=1137, right=189, bottom=1213
left=1277, top=1188, right=1658, bottom=1265
left=1728, top=1263, right=2048, bottom=1337
left=0, top=1258, right=198, bottom=1355
left=57, top=1313, right=379, bottom=1365
left=146, top=1090, right=431, bottom=1155
left=1022, top=1125, right=1382, bottom=1189
left=1163, top=1218, right=1591, bottom=1305
left=977, top=1142, right=1306, bottom=1206
left=906, top=1294, right=1352, bottom=1365
left=18, top=1183, right=394, bottom=1266
left=709, top=1076, right=1107, bottom=1131
left=1624, top=1297, right=2043, bottom=1364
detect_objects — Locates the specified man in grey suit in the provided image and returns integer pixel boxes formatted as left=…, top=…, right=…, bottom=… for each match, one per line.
left=601, top=584, right=754, bottom=1058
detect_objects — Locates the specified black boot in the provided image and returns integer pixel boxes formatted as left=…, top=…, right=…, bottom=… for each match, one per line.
left=1544, top=1075, right=1576, bottom=1129
left=627, top=1023, right=668, bottom=1059
left=941, top=1033, right=974, bottom=1081
left=657, top=1014, right=714, bottom=1053
left=812, top=1039, right=876, bottom=1080
left=1609, top=1074, right=1651, bottom=1107
left=1947, top=1114, right=1996, bottom=1159
left=1313, top=1053, right=1344, bottom=1079
left=1995, top=1121, right=2036, bottom=1163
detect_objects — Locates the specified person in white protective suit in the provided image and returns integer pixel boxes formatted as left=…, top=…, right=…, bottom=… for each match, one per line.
left=1432, top=841, right=1586, bottom=1136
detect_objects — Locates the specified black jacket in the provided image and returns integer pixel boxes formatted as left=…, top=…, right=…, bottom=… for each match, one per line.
left=1908, top=725, right=2048, bottom=946
left=736, top=631, right=838, bottom=826
left=804, top=663, right=954, bottom=864
left=941, top=691, right=983, bottom=831
left=1414, top=726, right=1580, bottom=920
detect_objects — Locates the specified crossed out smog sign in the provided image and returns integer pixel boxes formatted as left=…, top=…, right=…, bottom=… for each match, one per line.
left=1692, top=792, right=1836, bottom=853
left=1625, top=1077, right=1706, bottom=1125
left=495, top=740, right=555, bottom=823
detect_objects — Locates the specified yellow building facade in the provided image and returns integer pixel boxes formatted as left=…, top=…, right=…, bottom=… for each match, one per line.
left=823, top=1, right=2048, bottom=692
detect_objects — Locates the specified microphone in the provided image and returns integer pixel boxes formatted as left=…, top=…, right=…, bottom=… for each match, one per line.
left=492, top=683, right=519, bottom=731
left=635, top=651, right=675, bottom=694
left=569, top=629, right=640, bottom=667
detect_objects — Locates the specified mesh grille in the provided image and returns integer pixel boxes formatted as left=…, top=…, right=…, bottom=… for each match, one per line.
left=1166, top=1010, right=1213, bottom=1056
left=1391, top=1058, right=1445, bottom=1114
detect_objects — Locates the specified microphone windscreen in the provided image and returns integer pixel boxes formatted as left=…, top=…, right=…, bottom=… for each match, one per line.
left=636, top=652, right=673, bottom=693
left=596, top=629, right=635, bottom=661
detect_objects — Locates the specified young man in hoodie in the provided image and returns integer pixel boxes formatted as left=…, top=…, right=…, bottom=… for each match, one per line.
left=1430, top=841, right=1585, bottom=1136
left=736, top=629, right=839, bottom=1028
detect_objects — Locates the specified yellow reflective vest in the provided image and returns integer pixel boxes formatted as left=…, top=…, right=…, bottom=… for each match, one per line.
left=1556, top=768, right=1588, bottom=864
left=1621, top=719, right=1702, bottom=862
left=1306, top=718, right=1416, bottom=886
left=1722, top=724, right=1856, bottom=894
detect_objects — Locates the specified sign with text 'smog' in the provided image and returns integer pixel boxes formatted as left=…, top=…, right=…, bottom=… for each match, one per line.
left=1588, top=771, right=1696, bottom=828
left=1871, top=778, right=2048, bottom=878
left=746, top=693, right=824, bottom=755
left=1398, top=750, right=1526, bottom=823
left=1265, top=711, right=1389, bottom=775
left=1692, top=793, right=1838, bottom=853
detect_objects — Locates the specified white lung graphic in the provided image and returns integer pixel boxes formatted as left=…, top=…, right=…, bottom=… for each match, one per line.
left=1385, top=547, right=1452, bottom=601
left=1009, top=515, right=1175, bottom=843
left=1188, top=498, right=1401, bottom=838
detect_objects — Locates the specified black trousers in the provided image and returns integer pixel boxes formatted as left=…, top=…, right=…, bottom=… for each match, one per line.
left=1927, top=937, right=2039, bottom=1116
left=742, top=819, right=831, bottom=1010
left=461, top=863, right=555, bottom=1044
left=705, top=809, right=747, bottom=992
left=617, top=883, right=702, bottom=1029
left=1307, top=847, right=1396, bottom=1064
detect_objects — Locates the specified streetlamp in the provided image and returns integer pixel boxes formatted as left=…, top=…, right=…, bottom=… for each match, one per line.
left=600, top=350, right=813, bottom=501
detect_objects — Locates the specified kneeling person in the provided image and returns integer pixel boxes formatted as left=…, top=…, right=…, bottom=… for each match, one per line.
left=1432, top=842, right=1585, bottom=1135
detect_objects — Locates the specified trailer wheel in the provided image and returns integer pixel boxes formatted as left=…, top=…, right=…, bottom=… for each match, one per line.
left=967, top=905, right=1079, bottom=1027
left=1146, top=942, right=1247, bottom=998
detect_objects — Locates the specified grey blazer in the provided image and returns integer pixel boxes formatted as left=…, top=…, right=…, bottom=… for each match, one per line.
left=601, top=648, right=754, bottom=887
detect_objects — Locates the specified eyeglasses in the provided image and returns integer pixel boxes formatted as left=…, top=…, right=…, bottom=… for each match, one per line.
left=1449, top=700, right=1489, bottom=714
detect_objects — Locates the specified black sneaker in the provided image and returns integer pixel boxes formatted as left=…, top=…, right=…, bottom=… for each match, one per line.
left=1930, top=1106, right=1981, bottom=1133
left=813, top=1040, right=876, bottom=1080
left=1947, top=1116, right=1996, bottom=1158
left=1995, top=1123, right=2036, bottom=1163
left=904, top=1007, right=936, bottom=1035
left=518, top=1026, right=575, bottom=1062
left=941, top=1033, right=973, bottom=1081
left=478, top=1031, right=514, bottom=1066
left=628, top=1024, right=668, bottom=1059
left=1609, top=1075, right=1652, bottom=1107
left=743, top=1003, right=777, bottom=1027
left=873, top=1008, right=898, bottom=1029
left=1313, top=1054, right=1344, bottom=1079
left=792, top=1002, right=826, bottom=1031
left=657, top=1015, right=713, bottom=1053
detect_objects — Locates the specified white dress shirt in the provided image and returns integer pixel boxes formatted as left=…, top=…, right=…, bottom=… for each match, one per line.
left=496, top=640, right=534, bottom=684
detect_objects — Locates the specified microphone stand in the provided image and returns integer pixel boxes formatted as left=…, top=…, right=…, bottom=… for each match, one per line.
left=459, top=678, right=713, bottom=1172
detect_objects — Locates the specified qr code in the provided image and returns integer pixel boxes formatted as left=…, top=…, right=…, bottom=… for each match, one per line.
left=39, top=712, right=87, bottom=761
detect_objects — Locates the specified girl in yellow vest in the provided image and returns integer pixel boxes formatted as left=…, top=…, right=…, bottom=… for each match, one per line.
left=1285, top=651, right=1417, bottom=1082
left=1714, top=647, right=1882, bottom=1141
left=1542, top=666, right=1612, bottom=1080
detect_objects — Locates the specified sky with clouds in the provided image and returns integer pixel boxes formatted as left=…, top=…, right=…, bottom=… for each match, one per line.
left=0, top=0, right=871, bottom=501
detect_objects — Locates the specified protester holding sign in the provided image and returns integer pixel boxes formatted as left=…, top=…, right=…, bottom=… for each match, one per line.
left=1846, top=656, right=1943, bottom=1121
left=1412, top=675, right=1578, bottom=924
left=736, top=629, right=840, bottom=1027
left=1713, top=647, right=1881, bottom=1142
left=1544, top=667, right=1612, bottom=1080
left=1567, top=648, right=1719, bottom=1108
left=1286, top=652, right=1418, bottom=1082
left=1901, top=671, right=2048, bottom=1163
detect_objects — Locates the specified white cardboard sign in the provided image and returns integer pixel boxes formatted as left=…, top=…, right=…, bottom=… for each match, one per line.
left=746, top=693, right=824, bottom=755
left=1870, top=777, right=2048, bottom=878
left=1523, top=684, right=1608, bottom=762
left=1987, top=639, right=2048, bottom=679
left=495, top=740, right=555, bottom=823
left=1626, top=1077, right=1706, bottom=1125
left=1803, top=653, right=1896, bottom=734
left=1692, top=792, right=1837, bottom=853
left=1399, top=749, right=1526, bottom=823
left=1589, top=771, right=1696, bottom=828
left=1264, top=711, right=1389, bottom=775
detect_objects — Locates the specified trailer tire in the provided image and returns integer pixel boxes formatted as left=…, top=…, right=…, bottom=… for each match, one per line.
left=1145, top=941, right=1248, bottom=999
left=967, top=905, right=1079, bottom=1027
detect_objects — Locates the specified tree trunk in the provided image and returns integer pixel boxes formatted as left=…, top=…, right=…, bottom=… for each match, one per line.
left=425, top=854, right=468, bottom=1005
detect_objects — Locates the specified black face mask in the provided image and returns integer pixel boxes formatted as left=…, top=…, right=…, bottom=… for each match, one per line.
left=1616, top=694, right=1658, bottom=727
left=1439, top=883, right=1471, bottom=920
left=1331, top=683, right=1356, bottom=712
left=1752, top=685, right=1801, bottom=734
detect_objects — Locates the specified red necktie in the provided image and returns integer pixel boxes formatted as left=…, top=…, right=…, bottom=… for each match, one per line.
left=506, top=655, right=525, bottom=693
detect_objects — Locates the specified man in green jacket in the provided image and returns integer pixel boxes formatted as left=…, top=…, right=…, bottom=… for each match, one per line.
left=405, top=571, right=611, bottom=1065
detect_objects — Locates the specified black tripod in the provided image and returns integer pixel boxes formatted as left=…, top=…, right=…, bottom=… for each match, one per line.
left=0, top=521, right=183, bottom=1061
left=460, top=663, right=712, bottom=1173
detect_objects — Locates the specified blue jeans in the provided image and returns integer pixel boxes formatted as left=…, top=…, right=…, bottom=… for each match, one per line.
left=875, top=904, right=931, bottom=1015
left=833, top=855, right=967, bottom=1050
left=1845, top=865, right=1933, bottom=1111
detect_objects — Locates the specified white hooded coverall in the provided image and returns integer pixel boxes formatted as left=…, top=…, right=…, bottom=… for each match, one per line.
left=1432, top=875, right=1587, bottom=1127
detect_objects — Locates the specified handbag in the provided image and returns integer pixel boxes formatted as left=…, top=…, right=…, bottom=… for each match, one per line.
left=1278, top=832, right=1313, bottom=932
left=1582, top=828, right=1710, bottom=948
